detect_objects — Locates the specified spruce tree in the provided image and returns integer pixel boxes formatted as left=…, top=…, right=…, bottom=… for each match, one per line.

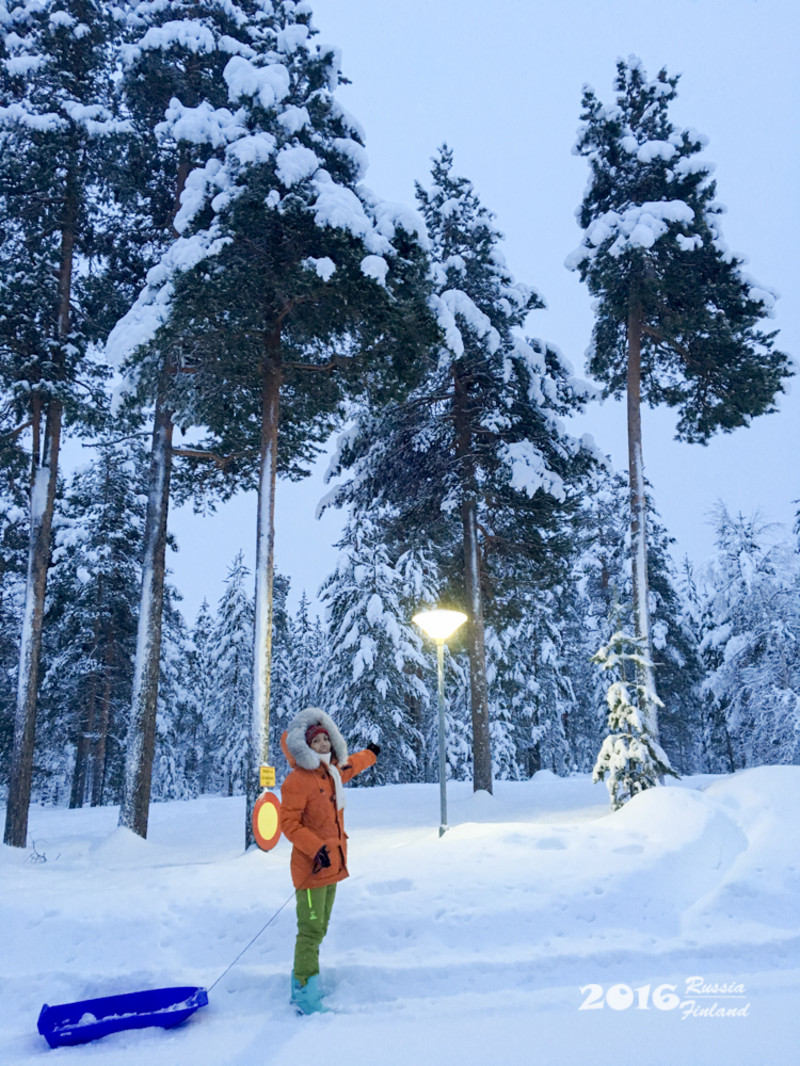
left=151, top=591, right=194, bottom=801
left=592, top=629, right=675, bottom=810
left=185, top=598, right=217, bottom=793
left=699, top=506, right=800, bottom=768
left=211, top=551, right=254, bottom=795
left=42, top=445, right=145, bottom=807
left=329, top=147, right=596, bottom=793
left=567, top=57, right=791, bottom=751
left=319, top=516, right=434, bottom=783
left=0, top=0, right=124, bottom=844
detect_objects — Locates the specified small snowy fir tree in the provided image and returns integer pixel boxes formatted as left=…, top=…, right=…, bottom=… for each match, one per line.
left=592, top=629, right=675, bottom=810
left=211, top=551, right=255, bottom=795
left=567, top=57, right=791, bottom=753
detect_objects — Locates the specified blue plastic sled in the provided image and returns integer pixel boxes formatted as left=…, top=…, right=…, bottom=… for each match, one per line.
left=37, top=985, right=208, bottom=1049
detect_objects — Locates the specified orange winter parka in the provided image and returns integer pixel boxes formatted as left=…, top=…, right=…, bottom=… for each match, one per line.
left=279, top=709, right=376, bottom=890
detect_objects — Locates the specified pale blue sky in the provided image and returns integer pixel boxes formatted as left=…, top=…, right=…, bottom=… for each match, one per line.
left=169, top=0, right=799, bottom=622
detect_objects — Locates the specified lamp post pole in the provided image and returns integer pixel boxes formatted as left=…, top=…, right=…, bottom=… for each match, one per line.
left=412, top=608, right=467, bottom=839
left=436, top=638, right=447, bottom=837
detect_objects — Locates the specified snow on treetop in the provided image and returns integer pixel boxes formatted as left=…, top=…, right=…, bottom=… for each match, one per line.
left=61, top=99, right=132, bottom=136
left=437, top=289, right=501, bottom=355
left=501, top=440, right=567, bottom=502
left=358, top=187, right=428, bottom=245
left=156, top=99, right=245, bottom=149
left=2, top=50, right=43, bottom=74
left=224, top=54, right=290, bottom=109
left=566, top=199, right=695, bottom=267
left=310, top=170, right=392, bottom=255
left=278, top=104, right=309, bottom=133
left=360, top=255, right=388, bottom=286
left=302, top=255, right=336, bottom=281
left=0, top=100, right=66, bottom=131
left=333, top=135, right=369, bottom=180
left=275, top=143, right=319, bottom=185
left=48, top=9, right=75, bottom=28
left=130, top=18, right=217, bottom=56
left=105, top=225, right=231, bottom=370
left=276, top=20, right=308, bottom=53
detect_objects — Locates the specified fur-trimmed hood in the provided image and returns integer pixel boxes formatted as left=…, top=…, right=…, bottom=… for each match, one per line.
left=282, top=707, right=348, bottom=771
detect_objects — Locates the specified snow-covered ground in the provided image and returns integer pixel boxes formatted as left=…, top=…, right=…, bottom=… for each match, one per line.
left=2, top=767, right=798, bottom=1065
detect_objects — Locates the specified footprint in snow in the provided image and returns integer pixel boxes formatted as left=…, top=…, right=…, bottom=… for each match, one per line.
left=366, top=879, right=414, bottom=896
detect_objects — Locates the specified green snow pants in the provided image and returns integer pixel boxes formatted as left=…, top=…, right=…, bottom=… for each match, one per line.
left=293, top=884, right=337, bottom=985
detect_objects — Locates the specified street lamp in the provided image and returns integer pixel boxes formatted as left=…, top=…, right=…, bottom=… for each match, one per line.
left=412, top=608, right=468, bottom=837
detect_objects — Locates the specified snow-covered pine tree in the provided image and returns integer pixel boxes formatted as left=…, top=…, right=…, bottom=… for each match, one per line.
left=328, top=146, right=596, bottom=793
left=211, top=551, right=254, bottom=795
left=40, top=445, right=145, bottom=807
left=319, top=516, right=435, bottom=783
left=111, top=1, right=437, bottom=843
left=112, top=0, right=269, bottom=838
left=487, top=592, right=575, bottom=780
left=592, top=628, right=675, bottom=810
left=0, top=0, right=129, bottom=843
left=567, top=57, right=791, bottom=757
left=699, top=506, right=800, bottom=768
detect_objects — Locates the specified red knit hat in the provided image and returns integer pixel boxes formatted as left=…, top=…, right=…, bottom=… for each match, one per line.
left=305, top=723, right=330, bottom=746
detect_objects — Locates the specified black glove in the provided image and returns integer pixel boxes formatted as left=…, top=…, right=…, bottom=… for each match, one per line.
left=312, top=845, right=331, bottom=874
left=366, top=742, right=381, bottom=756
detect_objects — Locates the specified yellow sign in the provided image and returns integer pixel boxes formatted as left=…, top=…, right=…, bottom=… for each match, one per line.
left=260, top=765, right=276, bottom=788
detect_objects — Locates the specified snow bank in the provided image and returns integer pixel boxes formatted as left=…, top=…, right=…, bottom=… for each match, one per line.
left=1, top=768, right=797, bottom=1064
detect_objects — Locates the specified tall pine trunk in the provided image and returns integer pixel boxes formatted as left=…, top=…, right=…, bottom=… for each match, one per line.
left=248, top=339, right=282, bottom=847
left=118, top=388, right=174, bottom=836
left=118, top=156, right=190, bottom=837
left=3, top=400, right=62, bottom=846
left=626, top=300, right=660, bottom=741
left=3, top=184, right=75, bottom=847
left=453, top=366, right=493, bottom=794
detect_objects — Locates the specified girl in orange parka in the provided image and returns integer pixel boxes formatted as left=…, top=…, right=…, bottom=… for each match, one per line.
left=279, top=707, right=378, bottom=1014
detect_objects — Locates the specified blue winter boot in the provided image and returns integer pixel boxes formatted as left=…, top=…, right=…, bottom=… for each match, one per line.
left=290, top=972, right=330, bottom=1015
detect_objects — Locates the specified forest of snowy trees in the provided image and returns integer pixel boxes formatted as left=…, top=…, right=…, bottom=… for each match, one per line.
left=0, top=2, right=797, bottom=841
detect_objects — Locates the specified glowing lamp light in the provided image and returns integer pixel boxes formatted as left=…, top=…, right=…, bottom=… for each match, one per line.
left=252, top=791, right=281, bottom=851
left=412, top=609, right=468, bottom=642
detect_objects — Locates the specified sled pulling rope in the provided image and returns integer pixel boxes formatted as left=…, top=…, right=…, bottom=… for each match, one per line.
left=207, top=885, right=298, bottom=992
